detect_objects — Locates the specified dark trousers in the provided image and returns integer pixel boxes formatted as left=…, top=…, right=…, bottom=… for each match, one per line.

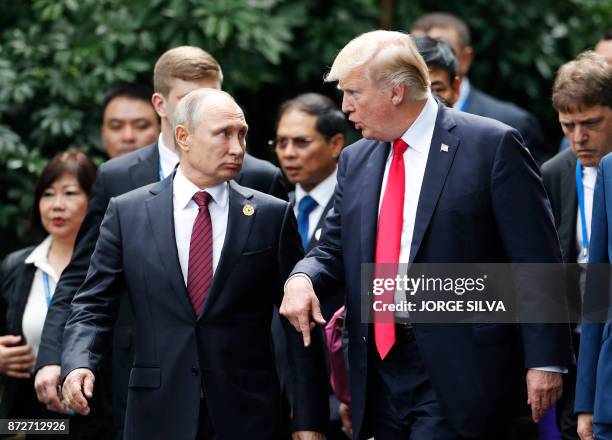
left=556, top=332, right=580, bottom=440
left=196, top=398, right=216, bottom=440
left=362, top=327, right=514, bottom=440
left=362, top=329, right=459, bottom=440
left=195, top=393, right=291, bottom=440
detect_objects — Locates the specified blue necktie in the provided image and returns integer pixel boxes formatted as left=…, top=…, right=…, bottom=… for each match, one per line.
left=297, top=195, right=318, bottom=251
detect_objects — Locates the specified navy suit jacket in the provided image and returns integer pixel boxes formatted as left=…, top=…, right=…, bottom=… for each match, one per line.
left=466, top=87, right=549, bottom=163
left=61, top=178, right=327, bottom=439
left=292, top=103, right=571, bottom=438
left=575, top=153, right=612, bottom=422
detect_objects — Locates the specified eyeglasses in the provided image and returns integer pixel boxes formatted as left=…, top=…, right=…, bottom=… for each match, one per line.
left=268, top=136, right=315, bottom=150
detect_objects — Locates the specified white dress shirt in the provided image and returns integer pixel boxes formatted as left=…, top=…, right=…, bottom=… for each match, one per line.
left=378, top=94, right=438, bottom=264
left=22, top=236, right=57, bottom=363
left=294, top=168, right=338, bottom=242
left=453, top=77, right=471, bottom=111
left=158, top=134, right=180, bottom=179
left=576, top=166, right=597, bottom=264
left=173, top=167, right=229, bottom=285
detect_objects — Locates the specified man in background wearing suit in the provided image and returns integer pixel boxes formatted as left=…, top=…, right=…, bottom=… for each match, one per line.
left=61, top=88, right=328, bottom=439
left=100, top=82, right=160, bottom=159
left=411, top=12, right=550, bottom=163
left=272, top=93, right=348, bottom=439
left=542, top=51, right=612, bottom=440
left=413, top=35, right=461, bottom=108
left=34, top=46, right=287, bottom=436
left=273, top=93, right=348, bottom=319
left=558, top=52, right=612, bottom=440
left=281, top=30, right=570, bottom=439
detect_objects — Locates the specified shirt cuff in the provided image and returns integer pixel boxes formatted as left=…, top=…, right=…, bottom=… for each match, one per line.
left=530, top=366, right=568, bottom=374
left=284, top=273, right=313, bottom=293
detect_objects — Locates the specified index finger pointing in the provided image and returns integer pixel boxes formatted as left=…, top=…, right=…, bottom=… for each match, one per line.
left=298, top=314, right=312, bottom=347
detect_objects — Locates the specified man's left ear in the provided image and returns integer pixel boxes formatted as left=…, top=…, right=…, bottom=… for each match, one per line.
left=328, top=133, right=345, bottom=159
left=175, top=124, right=191, bottom=153
left=390, top=83, right=405, bottom=106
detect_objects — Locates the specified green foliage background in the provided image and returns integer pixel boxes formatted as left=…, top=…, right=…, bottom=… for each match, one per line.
left=0, top=0, right=610, bottom=256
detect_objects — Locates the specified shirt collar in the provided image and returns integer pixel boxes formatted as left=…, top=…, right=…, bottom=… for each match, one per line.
left=158, top=134, right=179, bottom=177
left=454, top=77, right=471, bottom=111
left=173, top=166, right=228, bottom=210
left=398, top=94, right=439, bottom=154
left=25, top=235, right=53, bottom=266
left=295, top=167, right=337, bottom=208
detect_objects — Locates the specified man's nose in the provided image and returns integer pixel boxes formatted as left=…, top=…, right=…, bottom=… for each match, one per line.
left=572, top=125, right=587, bottom=146
left=229, top=135, right=245, bottom=156
left=341, top=93, right=353, bottom=113
left=121, top=126, right=136, bottom=142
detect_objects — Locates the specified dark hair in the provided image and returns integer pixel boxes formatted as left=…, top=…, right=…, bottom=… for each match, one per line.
left=412, top=35, right=458, bottom=81
left=552, top=51, right=612, bottom=112
left=411, top=12, right=471, bottom=48
left=275, top=93, right=348, bottom=140
left=602, top=29, right=612, bottom=41
left=102, top=82, right=156, bottom=118
left=31, top=150, right=97, bottom=235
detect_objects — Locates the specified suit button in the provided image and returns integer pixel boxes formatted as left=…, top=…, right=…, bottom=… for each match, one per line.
left=191, top=367, right=199, bottom=376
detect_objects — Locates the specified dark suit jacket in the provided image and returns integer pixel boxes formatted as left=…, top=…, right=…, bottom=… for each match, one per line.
left=0, top=247, right=113, bottom=438
left=0, top=246, right=35, bottom=417
left=466, top=87, right=549, bottom=164
left=292, top=103, right=571, bottom=439
left=575, top=153, right=612, bottom=423
left=36, top=142, right=288, bottom=432
left=274, top=190, right=342, bottom=413
left=61, top=178, right=327, bottom=439
left=542, top=148, right=582, bottom=321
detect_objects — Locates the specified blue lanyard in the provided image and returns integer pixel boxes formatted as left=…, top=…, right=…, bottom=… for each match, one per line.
left=42, top=272, right=53, bottom=307
left=576, top=160, right=589, bottom=258
left=158, top=160, right=164, bottom=181
left=458, top=92, right=470, bottom=112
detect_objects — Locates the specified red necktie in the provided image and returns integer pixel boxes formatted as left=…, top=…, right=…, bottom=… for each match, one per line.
left=187, top=191, right=213, bottom=316
left=374, top=138, right=408, bottom=359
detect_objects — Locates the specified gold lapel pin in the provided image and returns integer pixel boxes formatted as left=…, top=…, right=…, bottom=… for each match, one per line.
left=440, top=144, right=449, bottom=152
left=242, top=204, right=255, bottom=216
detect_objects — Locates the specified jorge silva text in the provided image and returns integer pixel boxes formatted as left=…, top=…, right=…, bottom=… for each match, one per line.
left=372, top=300, right=507, bottom=312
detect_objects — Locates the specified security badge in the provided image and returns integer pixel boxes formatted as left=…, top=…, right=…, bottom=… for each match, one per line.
left=242, top=204, right=255, bottom=216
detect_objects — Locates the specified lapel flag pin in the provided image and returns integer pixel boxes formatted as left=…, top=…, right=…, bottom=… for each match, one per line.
left=242, top=204, right=255, bottom=216
left=440, top=144, right=449, bottom=152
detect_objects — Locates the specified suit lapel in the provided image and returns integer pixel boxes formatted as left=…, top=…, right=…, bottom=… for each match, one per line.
left=409, top=105, right=460, bottom=263
left=129, top=143, right=160, bottom=188
left=200, top=181, right=255, bottom=319
left=14, top=263, right=36, bottom=335
left=559, top=153, right=578, bottom=260
left=360, top=141, right=390, bottom=263
left=145, top=175, right=194, bottom=318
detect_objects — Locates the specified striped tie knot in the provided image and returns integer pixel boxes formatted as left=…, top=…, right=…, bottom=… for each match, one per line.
left=193, top=191, right=212, bottom=208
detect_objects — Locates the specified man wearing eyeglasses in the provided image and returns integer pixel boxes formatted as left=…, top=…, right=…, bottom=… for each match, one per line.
left=272, top=93, right=350, bottom=439
left=273, top=93, right=349, bottom=271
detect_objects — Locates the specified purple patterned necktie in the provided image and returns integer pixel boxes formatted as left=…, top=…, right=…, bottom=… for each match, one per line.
left=187, top=191, right=213, bottom=316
